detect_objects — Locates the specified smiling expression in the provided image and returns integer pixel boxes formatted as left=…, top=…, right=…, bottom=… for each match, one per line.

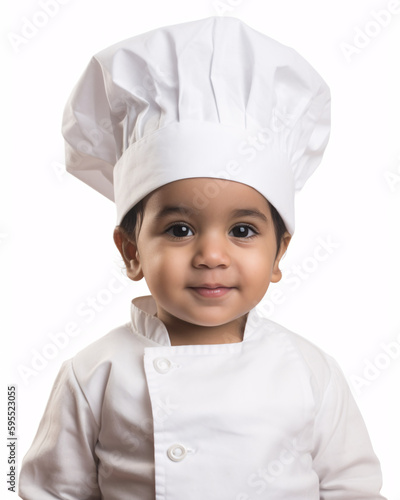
left=116, top=178, right=290, bottom=344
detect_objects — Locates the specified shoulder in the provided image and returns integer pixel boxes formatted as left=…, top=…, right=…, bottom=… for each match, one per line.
left=246, top=310, right=345, bottom=403
left=62, top=322, right=149, bottom=426
left=72, top=322, right=134, bottom=375
left=70, top=322, right=144, bottom=397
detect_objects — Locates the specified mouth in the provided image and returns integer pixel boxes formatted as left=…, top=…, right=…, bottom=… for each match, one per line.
left=188, top=284, right=235, bottom=298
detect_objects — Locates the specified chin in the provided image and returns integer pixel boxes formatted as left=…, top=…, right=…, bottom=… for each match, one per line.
left=183, top=312, right=245, bottom=328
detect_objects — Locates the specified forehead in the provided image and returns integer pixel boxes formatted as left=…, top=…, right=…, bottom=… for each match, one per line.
left=143, top=178, right=270, bottom=214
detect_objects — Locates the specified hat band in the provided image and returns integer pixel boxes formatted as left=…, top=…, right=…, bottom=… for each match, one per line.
left=114, top=120, right=295, bottom=232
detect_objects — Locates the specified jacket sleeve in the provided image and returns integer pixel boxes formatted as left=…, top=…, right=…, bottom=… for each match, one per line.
left=312, top=356, right=386, bottom=500
left=19, top=360, right=101, bottom=500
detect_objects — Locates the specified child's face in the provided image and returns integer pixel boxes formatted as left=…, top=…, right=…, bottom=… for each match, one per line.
left=117, top=178, right=290, bottom=335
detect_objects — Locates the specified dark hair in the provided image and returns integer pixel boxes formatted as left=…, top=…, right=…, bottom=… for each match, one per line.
left=119, top=197, right=287, bottom=253
left=267, top=201, right=288, bottom=255
left=119, top=199, right=146, bottom=240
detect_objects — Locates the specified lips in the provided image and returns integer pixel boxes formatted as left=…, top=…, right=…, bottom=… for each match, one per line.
left=188, top=284, right=234, bottom=298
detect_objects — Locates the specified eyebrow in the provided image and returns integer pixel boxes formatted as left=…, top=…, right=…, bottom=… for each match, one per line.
left=231, top=209, right=268, bottom=223
left=154, top=205, right=197, bottom=219
left=154, top=205, right=268, bottom=222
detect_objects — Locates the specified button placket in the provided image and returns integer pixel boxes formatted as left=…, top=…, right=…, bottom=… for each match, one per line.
left=149, top=355, right=193, bottom=466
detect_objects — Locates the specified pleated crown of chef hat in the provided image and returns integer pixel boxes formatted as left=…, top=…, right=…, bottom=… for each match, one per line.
left=62, top=16, right=330, bottom=234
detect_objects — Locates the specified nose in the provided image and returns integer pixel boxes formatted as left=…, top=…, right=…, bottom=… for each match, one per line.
left=191, top=232, right=231, bottom=269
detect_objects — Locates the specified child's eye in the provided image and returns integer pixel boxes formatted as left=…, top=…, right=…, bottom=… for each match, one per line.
left=229, top=224, right=258, bottom=238
left=166, top=224, right=194, bottom=238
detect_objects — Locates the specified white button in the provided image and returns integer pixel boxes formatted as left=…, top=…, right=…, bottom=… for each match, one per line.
left=167, top=444, right=187, bottom=462
left=153, top=357, right=172, bottom=374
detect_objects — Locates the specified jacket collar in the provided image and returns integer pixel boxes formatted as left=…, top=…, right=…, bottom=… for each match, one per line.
left=130, top=295, right=261, bottom=347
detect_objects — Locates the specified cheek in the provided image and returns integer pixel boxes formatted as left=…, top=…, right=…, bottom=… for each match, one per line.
left=139, top=243, right=188, bottom=282
left=238, top=248, right=275, bottom=279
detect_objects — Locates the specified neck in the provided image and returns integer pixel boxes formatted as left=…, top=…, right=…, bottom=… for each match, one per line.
left=157, top=312, right=248, bottom=346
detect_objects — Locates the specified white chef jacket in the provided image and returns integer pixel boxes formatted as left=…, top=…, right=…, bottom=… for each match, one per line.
left=19, top=295, right=385, bottom=500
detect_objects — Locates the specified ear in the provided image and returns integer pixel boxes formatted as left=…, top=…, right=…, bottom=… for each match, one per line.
left=113, top=227, right=144, bottom=281
left=271, top=232, right=291, bottom=283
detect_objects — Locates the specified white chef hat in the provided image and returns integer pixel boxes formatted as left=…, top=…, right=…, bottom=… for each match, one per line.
left=62, top=16, right=330, bottom=234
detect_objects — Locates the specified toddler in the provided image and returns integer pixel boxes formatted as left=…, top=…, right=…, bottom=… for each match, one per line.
left=19, top=16, right=385, bottom=499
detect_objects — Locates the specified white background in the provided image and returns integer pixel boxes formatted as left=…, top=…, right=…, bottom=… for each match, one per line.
left=2, top=0, right=399, bottom=498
